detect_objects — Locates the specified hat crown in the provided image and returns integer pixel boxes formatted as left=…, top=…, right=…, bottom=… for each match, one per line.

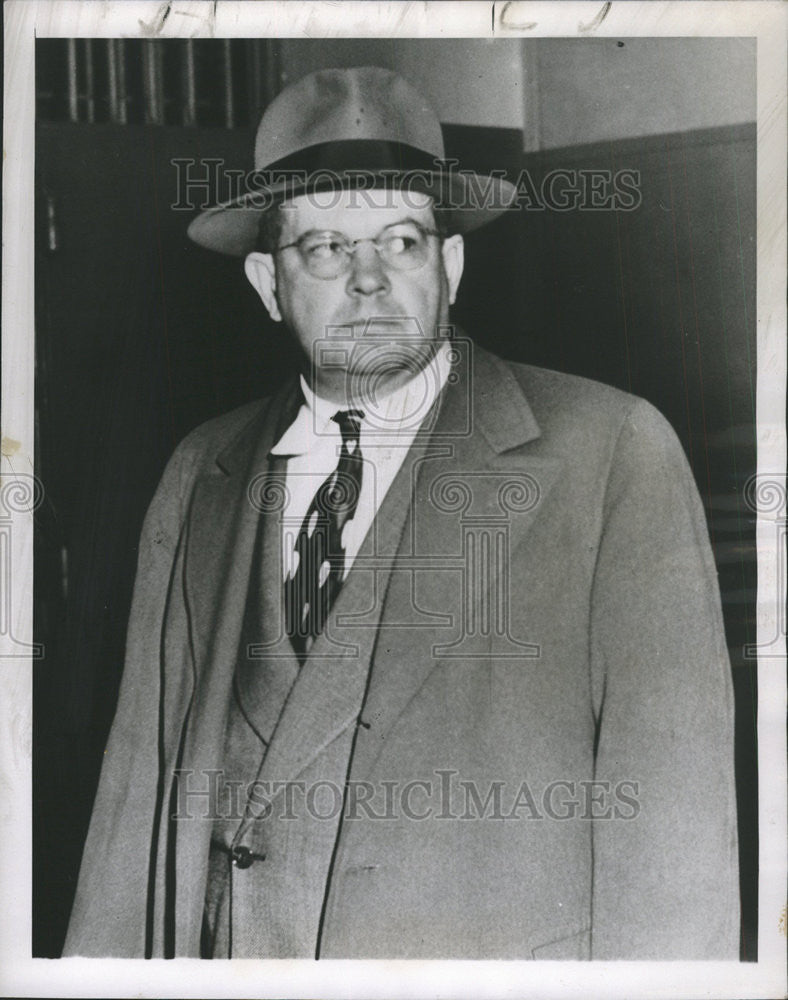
left=187, top=64, right=517, bottom=255
left=254, top=66, right=445, bottom=169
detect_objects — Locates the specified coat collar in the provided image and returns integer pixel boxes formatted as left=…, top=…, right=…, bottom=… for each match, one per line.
left=214, top=374, right=302, bottom=476
left=212, top=338, right=541, bottom=478
left=467, top=345, right=541, bottom=454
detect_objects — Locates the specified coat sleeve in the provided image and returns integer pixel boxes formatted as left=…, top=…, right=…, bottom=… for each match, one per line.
left=589, top=398, right=740, bottom=959
left=62, top=444, right=191, bottom=957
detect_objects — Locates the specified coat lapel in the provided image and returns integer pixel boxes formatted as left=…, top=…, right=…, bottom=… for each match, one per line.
left=349, top=343, right=564, bottom=781
left=234, top=454, right=301, bottom=745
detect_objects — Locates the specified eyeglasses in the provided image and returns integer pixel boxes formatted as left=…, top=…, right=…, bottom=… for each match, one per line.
left=276, top=221, right=442, bottom=280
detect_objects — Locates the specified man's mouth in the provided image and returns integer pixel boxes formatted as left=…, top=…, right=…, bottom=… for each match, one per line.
left=338, top=317, right=423, bottom=337
left=349, top=317, right=401, bottom=327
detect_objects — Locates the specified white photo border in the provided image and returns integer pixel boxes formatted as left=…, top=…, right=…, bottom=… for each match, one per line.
left=2, top=2, right=785, bottom=997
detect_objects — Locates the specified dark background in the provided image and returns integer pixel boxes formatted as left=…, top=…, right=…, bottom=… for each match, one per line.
left=33, top=38, right=757, bottom=959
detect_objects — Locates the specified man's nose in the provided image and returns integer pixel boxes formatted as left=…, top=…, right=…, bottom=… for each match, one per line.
left=345, top=243, right=390, bottom=296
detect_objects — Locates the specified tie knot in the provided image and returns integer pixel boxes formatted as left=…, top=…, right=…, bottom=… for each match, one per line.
left=332, top=409, right=364, bottom=443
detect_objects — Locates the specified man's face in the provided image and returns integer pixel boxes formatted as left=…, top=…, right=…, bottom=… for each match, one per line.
left=245, top=188, right=464, bottom=399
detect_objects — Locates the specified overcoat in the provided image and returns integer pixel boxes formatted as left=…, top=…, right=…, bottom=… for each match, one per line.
left=64, top=343, right=739, bottom=959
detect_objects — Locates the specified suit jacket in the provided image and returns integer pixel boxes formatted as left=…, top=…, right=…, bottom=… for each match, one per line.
left=64, top=342, right=739, bottom=959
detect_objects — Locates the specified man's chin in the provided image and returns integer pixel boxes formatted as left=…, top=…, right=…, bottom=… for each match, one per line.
left=343, top=342, right=437, bottom=391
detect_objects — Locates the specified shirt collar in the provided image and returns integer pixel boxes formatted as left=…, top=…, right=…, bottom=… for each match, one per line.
left=270, top=341, right=452, bottom=456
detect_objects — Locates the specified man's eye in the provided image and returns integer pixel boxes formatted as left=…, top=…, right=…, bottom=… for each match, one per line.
left=305, top=239, right=344, bottom=259
left=385, top=235, right=418, bottom=255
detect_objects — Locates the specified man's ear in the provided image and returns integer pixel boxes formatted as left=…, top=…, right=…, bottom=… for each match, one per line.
left=244, top=251, right=282, bottom=322
left=441, top=234, right=465, bottom=305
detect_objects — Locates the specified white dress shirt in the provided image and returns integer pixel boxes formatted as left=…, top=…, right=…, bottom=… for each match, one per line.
left=270, top=342, right=452, bottom=581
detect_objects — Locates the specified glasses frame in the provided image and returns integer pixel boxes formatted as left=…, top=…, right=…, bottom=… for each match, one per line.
left=275, top=220, right=443, bottom=279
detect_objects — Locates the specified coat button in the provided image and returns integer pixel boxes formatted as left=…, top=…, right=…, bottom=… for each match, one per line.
left=231, top=845, right=264, bottom=869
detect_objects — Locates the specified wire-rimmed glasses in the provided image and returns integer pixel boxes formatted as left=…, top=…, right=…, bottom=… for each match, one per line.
left=276, top=221, right=442, bottom=280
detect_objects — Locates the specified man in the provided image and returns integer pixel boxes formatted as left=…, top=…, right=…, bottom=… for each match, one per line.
left=64, top=66, right=739, bottom=960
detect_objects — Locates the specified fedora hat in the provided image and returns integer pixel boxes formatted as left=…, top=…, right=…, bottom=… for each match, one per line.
left=187, top=65, right=517, bottom=257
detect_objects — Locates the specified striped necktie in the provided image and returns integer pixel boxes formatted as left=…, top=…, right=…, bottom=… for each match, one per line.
left=284, top=409, right=364, bottom=661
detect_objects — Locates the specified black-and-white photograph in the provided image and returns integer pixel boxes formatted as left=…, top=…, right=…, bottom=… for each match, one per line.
left=2, top=2, right=786, bottom=997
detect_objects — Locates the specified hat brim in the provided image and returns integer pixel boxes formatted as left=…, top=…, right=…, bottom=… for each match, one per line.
left=187, top=171, right=518, bottom=257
